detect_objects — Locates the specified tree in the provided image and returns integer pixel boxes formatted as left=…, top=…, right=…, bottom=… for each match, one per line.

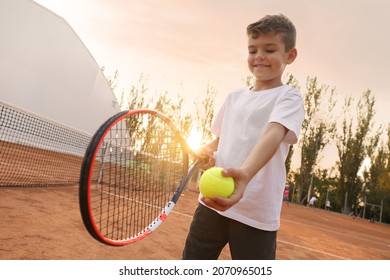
left=285, top=74, right=300, bottom=181
left=195, top=83, right=217, bottom=145
left=295, top=77, right=336, bottom=204
left=363, top=124, right=390, bottom=222
left=119, top=74, right=150, bottom=110
left=335, top=90, right=377, bottom=212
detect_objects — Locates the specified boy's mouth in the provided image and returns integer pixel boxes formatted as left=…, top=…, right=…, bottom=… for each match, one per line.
left=254, top=64, right=270, bottom=68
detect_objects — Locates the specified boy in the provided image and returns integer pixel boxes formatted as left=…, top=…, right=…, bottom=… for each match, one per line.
left=182, top=14, right=305, bottom=260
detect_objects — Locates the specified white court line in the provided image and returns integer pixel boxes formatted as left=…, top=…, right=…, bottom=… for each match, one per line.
left=0, top=161, right=62, bottom=181
left=172, top=210, right=193, bottom=218
left=281, top=217, right=390, bottom=247
left=100, top=192, right=388, bottom=258
left=171, top=210, right=348, bottom=259
left=101, top=190, right=197, bottom=219
left=101, top=188, right=195, bottom=218
left=277, top=239, right=347, bottom=260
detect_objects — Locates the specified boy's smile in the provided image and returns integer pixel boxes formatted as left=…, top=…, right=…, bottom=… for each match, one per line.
left=253, top=63, right=271, bottom=68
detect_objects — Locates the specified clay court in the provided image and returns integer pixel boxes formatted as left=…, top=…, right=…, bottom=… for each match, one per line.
left=1, top=184, right=389, bottom=260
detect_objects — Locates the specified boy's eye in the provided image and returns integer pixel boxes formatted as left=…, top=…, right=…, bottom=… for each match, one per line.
left=248, top=49, right=276, bottom=55
left=248, top=49, right=256, bottom=55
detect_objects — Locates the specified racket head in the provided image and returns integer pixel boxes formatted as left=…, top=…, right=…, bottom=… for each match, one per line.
left=79, top=109, right=191, bottom=246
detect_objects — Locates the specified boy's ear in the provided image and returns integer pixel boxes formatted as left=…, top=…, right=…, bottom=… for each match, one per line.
left=286, top=48, right=298, bottom=64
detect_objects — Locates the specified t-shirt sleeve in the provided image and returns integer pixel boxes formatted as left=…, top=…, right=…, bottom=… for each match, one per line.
left=269, top=89, right=305, bottom=144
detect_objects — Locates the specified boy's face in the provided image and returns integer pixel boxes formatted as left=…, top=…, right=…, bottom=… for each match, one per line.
left=247, top=33, right=297, bottom=90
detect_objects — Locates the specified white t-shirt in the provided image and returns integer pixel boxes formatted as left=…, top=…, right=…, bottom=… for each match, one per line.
left=202, top=85, right=305, bottom=231
left=309, top=197, right=317, bottom=205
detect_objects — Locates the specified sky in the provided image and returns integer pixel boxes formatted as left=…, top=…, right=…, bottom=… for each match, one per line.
left=33, top=0, right=390, bottom=168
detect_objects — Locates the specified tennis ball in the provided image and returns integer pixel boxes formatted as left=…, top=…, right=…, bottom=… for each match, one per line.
left=199, top=167, right=235, bottom=198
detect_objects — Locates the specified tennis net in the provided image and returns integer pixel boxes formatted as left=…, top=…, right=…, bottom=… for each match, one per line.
left=0, top=101, right=92, bottom=187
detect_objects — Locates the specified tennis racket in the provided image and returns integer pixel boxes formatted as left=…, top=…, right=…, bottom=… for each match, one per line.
left=79, top=109, right=203, bottom=246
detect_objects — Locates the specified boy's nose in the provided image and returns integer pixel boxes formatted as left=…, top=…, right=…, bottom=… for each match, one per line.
left=255, top=51, right=265, bottom=60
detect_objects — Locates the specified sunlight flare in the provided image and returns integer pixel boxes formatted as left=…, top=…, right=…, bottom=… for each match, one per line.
left=186, top=126, right=203, bottom=152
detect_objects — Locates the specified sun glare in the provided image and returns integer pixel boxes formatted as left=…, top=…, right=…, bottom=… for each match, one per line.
left=358, top=157, right=371, bottom=177
left=186, top=127, right=203, bottom=152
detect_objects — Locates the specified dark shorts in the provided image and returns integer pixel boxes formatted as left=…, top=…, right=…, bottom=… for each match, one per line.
left=182, top=203, right=277, bottom=260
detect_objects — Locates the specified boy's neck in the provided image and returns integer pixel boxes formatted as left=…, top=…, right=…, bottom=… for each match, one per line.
left=250, top=81, right=283, bottom=91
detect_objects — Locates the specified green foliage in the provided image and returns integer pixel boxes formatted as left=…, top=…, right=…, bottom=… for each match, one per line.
left=195, top=83, right=216, bottom=145
left=294, top=77, right=336, bottom=204
left=362, top=124, right=390, bottom=222
left=335, top=90, right=377, bottom=210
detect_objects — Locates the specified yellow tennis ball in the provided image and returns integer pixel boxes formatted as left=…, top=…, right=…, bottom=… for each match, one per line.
left=199, top=167, right=235, bottom=198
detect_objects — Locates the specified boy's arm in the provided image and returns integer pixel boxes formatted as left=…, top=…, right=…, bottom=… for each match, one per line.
left=239, top=122, right=288, bottom=180
left=201, top=122, right=288, bottom=211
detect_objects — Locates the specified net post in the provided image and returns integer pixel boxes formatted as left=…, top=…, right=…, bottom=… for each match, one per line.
left=363, top=196, right=367, bottom=219
left=380, top=198, right=383, bottom=223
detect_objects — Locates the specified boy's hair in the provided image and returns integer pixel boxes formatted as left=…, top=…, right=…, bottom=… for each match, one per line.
left=247, top=14, right=296, bottom=51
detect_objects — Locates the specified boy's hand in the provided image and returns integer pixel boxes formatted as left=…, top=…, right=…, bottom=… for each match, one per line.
left=196, top=144, right=215, bottom=170
left=201, top=168, right=249, bottom=211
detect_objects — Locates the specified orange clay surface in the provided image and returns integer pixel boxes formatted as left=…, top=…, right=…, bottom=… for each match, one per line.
left=1, top=184, right=389, bottom=260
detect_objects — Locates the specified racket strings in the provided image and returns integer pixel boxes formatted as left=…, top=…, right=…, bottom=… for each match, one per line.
left=89, top=113, right=186, bottom=241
